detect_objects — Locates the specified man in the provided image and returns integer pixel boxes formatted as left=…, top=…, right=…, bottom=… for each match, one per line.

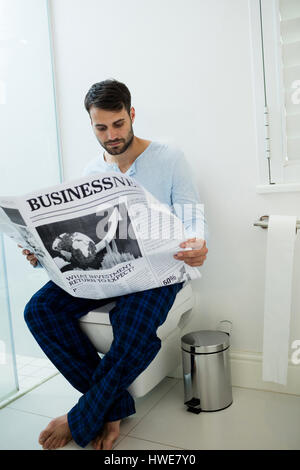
left=21, top=79, right=208, bottom=450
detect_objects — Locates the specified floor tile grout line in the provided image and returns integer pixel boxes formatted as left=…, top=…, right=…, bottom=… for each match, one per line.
left=17, top=365, right=57, bottom=372
left=112, top=434, right=128, bottom=450
left=115, top=434, right=185, bottom=450
left=16, top=357, right=41, bottom=366
left=124, top=379, right=181, bottom=437
left=3, top=405, right=55, bottom=420
left=232, top=384, right=300, bottom=398
left=17, top=372, right=59, bottom=380
left=16, top=355, right=54, bottom=364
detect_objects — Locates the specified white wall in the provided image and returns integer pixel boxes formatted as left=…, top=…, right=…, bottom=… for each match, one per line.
left=49, top=0, right=300, bottom=358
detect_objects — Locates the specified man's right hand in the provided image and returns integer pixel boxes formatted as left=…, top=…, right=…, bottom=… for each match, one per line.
left=18, top=244, right=38, bottom=267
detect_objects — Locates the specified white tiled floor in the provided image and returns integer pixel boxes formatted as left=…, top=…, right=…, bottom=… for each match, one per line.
left=0, top=355, right=59, bottom=409
left=0, top=371, right=300, bottom=450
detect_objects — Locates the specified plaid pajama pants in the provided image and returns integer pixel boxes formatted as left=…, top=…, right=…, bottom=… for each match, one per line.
left=24, top=280, right=184, bottom=448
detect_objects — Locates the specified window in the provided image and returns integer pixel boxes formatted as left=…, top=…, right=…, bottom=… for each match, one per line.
left=250, top=0, right=300, bottom=190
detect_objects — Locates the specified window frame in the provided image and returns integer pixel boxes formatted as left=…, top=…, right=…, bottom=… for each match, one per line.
left=249, top=0, right=300, bottom=192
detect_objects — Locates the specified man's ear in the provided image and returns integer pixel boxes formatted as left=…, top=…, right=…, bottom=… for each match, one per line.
left=130, top=106, right=135, bottom=123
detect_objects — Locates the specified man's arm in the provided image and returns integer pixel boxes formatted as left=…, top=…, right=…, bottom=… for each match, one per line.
left=170, top=151, right=209, bottom=267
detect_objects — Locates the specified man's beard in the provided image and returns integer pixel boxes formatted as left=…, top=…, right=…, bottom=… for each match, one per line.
left=100, top=127, right=134, bottom=155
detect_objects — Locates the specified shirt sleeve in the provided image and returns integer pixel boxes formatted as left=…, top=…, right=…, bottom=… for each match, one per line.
left=171, top=150, right=209, bottom=246
left=82, top=163, right=92, bottom=177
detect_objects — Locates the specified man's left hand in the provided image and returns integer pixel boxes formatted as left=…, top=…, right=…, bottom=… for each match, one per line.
left=173, top=237, right=208, bottom=267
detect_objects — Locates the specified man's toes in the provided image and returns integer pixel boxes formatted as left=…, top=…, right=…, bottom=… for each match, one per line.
left=43, top=431, right=62, bottom=450
left=94, top=437, right=103, bottom=450
left=92, top=431, right=104, bottom=450
left=102, top=439, right=114, bottom=450
left=94, top=442, right=101, bottom=450
left=52, top=437, right=63, bottom=449
left=39, top=429, right=51, bottom=445
left=39, top=419, right=57, bottom=444
left=92, top=440, right=98, bottom=450
left=43, top=438, right=55, bottom=450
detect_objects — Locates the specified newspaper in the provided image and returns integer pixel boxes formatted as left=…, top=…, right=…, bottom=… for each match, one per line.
left=0, top=172, right=201, bottom=299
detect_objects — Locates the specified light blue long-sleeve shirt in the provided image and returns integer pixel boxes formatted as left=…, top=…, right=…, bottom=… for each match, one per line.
left=83, top=140, right=208, bottom=242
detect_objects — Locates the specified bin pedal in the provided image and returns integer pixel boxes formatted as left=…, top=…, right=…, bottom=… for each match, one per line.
left=185, top=398, right=201, bottom=414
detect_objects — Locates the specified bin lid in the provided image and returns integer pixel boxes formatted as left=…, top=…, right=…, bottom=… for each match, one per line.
left=181, top=330, right=230, bottom=354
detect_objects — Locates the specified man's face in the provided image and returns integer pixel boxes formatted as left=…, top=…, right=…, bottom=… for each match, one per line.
left=89, top=105, right=135, bottom=155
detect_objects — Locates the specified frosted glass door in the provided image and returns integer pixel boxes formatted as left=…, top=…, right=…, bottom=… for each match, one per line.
left=0, top=0, right=62, bottom=357
left=0, top=234, right=18, bottom=402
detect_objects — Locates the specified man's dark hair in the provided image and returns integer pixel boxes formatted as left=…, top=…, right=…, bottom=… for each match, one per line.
left=84, top=79, right=131, bottom=115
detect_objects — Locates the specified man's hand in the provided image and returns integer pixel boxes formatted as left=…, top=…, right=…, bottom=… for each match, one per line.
left=18, top=244, right=38, bottom=267
left=173, top=237, right=208, bottom=267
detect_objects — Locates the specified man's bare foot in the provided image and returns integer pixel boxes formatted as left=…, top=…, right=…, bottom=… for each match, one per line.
left=39, top=414, right=72, bottom=450
left=92, top=419, right=121, bottom=450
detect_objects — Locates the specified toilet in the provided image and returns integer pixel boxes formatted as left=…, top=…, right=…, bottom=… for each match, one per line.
left=79, top=282, right=194, bottom=398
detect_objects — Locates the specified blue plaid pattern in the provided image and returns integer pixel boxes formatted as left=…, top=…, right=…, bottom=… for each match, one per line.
left=24, top=280, right=184, bottom=448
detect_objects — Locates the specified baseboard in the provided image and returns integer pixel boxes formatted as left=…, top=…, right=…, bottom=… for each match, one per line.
left=168, top=349, right=300, bottom=397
